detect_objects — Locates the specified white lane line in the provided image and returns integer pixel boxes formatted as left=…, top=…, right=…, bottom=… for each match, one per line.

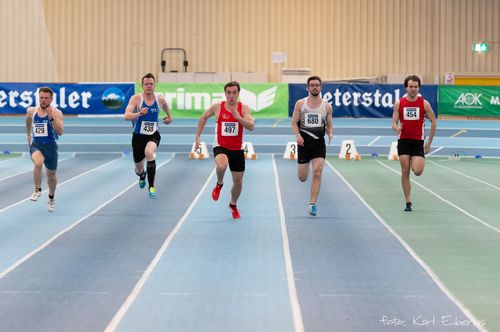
left=0, top=154, right=175, bottom=281
left=426, top=146, right=443, bottom=156
left=0, top=156, right=123, bottom=214
left=104, top=167, right=216, bottom=332
left=367, top=136, right=381, bottom=146
left=376, top=160, right=500, bottom=235
left=0, top=154, right=75, bottom=182
left=326, top=160, right=486, bottom=332
left=429, top=160, right=500, bottom=191
left=272, top=154, right=304, bottom=332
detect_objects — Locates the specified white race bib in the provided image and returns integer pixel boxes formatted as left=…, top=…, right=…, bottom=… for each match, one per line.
left=304, top=113, right=322, bottom=127
left=403, top=107, right=420, bottom=120
left=222, top=122, right=238, bottom=136
left=140, top=121, right=157, bottom=135
left=33, top=123, right=48, bottom=137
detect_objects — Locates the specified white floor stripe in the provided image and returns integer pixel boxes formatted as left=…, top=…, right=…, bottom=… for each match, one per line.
left=0, top=155, right=175, bottom=281
left=367, top=136, right=381, bottom=146
left=429, top=159, right=500, bottom=191
left=0, top=154, right=75, bottom=182
left=0, top=157, right=122, bottom=214
left=272, top=155, right=304, bottom=332
left=426, top=146, right=443, bottom=156
left=104, top=167, right=216, bottom=332
left=376, top=160, right=500, bottom=235
left=326, top=160, right=486, bottom=332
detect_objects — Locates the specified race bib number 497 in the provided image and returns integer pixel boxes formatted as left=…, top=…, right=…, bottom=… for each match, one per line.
left=222, top=122, right=238, bottom=136
left=403, top=107, right=420, bottom=120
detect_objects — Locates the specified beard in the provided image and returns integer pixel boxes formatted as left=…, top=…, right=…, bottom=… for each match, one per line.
left=40, top=103, right=50, bottom=109
left=310, top=90, right=320, bottom=97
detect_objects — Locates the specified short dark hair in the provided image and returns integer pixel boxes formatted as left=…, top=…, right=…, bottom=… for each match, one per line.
left=224, top=81, right=240, bottom=92
left=404, top=75, right=421, bottom=87
left=307, top=76, right=322, bottom=86
left=38, top=86, right=54, bottom=96
left=141, top=73, right=156, bottom=84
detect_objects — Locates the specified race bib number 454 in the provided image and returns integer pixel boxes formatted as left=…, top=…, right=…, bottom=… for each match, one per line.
left=222, top=122, right=238, bottom=136
left=403, top=107, right=420, bottom=120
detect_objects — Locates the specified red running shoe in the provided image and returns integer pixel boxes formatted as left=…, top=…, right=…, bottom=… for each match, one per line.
left=212, top=183, right=223, bottom=201
left=229, top=203, right=240, bottom=219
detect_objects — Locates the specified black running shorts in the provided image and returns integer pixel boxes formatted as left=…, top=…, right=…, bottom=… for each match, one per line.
left=132, top=131, right=161, bottom=162
left=397, top=139, right=425, bottom=157
left=213, top=146, right=245, bottom=172
left=298, top=139, right=326, bottom=164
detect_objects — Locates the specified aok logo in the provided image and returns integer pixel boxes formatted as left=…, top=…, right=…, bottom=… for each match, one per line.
left=454, top=92, right=482, bottom=108
left=239, top=86, right=277, bottom=112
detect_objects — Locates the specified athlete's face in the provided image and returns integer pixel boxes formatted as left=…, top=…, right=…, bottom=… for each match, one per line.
left=142, top=78, right=155, bottom=95
left=39, top=92, right=53, bottom=110
left=308, top=80, right=321, bottom=97
left=225, top=86, right=239, bottom=105
left=406, top=80, right=420, bottom=98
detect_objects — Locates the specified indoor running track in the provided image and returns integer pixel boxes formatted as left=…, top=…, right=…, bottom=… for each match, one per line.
left=0, top=153, right=480, bottom=331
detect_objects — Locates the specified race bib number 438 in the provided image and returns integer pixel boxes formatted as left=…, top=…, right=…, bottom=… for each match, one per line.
left=140, top=121, right=157, bottom=135
left=222, top=122, right=238, bottom=136
left=403, top=107, right=420, bottom=120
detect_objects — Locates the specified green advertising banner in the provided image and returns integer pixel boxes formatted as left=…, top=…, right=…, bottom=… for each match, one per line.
left=439, top=85, right=500, bottom=117
left=136, top=83, right=289, bottom=118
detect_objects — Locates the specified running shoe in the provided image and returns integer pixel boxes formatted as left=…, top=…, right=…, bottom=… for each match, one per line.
left=149, top=187, right=156, bottom=199
left=212, top=183, right=223, bottom=201
left=138, top=171, right=146, bottom=189
left=308, top=203, right=318, bottom=217
left=30, top=190, right=42, bottom=201
left=229, top=203, right=240, bottom=219
left=404, top=202, right=412, bottom=212
left=48, top=198, right=55, bottom=212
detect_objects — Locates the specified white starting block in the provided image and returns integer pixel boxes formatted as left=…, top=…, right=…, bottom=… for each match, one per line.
left=189, top=142, right=210, bottom=160
left=388, top=141, right=399, bottom=160
left=339, top=139, right=359, bottom=160
left=243, top=142, right=257, bottom=160
left=283, top=142, right=298, bottom=160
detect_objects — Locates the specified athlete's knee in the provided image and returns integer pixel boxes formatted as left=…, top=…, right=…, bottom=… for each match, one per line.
left=413, top=169, right=424, bottom=176
left=313, top=167, right=323, bottom=179
left=33, top=161, right=43, bottom=169
left=145, top=150, right=155, bottom=161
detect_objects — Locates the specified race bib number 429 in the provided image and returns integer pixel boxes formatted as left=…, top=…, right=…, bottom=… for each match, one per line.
left=33, top=123, right=48, bottom=137
left=403, top=107, right=420, bottom=120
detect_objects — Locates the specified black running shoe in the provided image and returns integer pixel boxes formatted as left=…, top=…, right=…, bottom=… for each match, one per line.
left=404, top=202, right=412, bottom=212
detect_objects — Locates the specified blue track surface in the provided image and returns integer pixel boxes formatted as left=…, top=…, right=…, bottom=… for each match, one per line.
left=0, top=116, right=494, bottom=331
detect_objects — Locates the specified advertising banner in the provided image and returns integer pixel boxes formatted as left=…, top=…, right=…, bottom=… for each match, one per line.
left=0, top=83, right=134, bottom=115
left=439, top=85, right=500, bottom=117
left=141, top=83, right=289, bottom=118
left=288, top=83, right=438, bottom=118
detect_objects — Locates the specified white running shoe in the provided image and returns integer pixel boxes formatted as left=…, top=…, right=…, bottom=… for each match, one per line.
left=30, top=190, right=42, bottom=201
left=48, top=198, right=55, bottom=212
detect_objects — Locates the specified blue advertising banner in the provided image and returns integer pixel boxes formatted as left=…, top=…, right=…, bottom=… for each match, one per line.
left=0, top=83, right=135, bottom=115
left=288, top=83, right=438, bottom=118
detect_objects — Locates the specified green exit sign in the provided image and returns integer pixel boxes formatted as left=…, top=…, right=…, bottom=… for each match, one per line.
left=472, top=43, right=489, bottom=53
